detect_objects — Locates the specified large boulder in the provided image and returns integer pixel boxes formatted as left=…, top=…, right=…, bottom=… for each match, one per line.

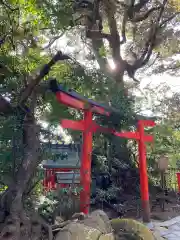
left=81, top=210, right=112, bottom=234
left=55, top=222, right=102, bottom=240
left=55, top=210, right=114, bottom=240
left=99, top=233, right=115, bottom=240
left=111, top=218, right=162, bottom=240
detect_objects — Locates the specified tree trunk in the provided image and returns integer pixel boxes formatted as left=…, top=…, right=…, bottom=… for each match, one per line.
left=0, top=51, right=71, bottom=240
left=0, top=112, right=43, bottom=240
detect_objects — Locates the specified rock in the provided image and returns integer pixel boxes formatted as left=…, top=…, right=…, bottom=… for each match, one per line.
left=55, top=216, right=64, bottom=224
left=99, top=233, right=115, bottom=240
left=0, top=210, right=5, bottom=223
left=111, top=218, right=155, bottom=240
left=55, top=222, right=101, bottom=240
left=55, top=210, right=113, bottom=240
left=152, top=231, right=166, bottom=240
left=82, top=210, right=112, bottom=234
left=55, top=228, right=72, bottom=240
left=72, top=212, right=86, bottom=220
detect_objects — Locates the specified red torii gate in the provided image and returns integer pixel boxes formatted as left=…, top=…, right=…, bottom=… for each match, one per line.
left=50, top=79, right=155, bottom=223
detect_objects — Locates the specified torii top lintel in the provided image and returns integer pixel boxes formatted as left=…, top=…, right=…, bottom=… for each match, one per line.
left=50, top=79, right=155, bottom=129
left=50, top=79, right=113, bottom=116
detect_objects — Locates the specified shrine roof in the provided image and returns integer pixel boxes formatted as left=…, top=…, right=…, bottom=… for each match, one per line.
left=42, top=143, right=80, bottom=150
left=42, top=164, right=80, bottom=169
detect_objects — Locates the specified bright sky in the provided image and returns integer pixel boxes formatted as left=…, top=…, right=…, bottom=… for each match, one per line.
left=139, top=53, right=180, bottom=92
left=140, top=74, right=180, bottom=93
left=39, top=120, right=72, bottom=143
left=136, top=74, right=180, bottom=116
left=56, top=33, right=180, bottom=92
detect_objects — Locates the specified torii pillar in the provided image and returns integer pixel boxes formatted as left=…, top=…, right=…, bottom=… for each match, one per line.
left=51, top=78, right=155, bottom=222
left=80, top=110, right=93, bottom=215
left=61, top=110, right=155, bottom=222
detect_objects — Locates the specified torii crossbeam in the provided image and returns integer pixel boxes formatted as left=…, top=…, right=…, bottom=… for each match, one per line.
left=50, top=79, right=155, bottom=223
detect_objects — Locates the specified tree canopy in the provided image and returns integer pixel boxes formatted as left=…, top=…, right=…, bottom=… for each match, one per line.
left=0, top=0, right=179, bottom=239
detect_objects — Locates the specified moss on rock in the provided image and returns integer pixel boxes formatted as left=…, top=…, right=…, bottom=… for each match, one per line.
left=111, top=218, right=155, bottom=240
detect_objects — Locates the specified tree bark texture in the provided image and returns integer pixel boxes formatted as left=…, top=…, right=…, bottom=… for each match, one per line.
left=0, top=97, right=43, bottom=240
left=0, top=50, right=70, bottom=240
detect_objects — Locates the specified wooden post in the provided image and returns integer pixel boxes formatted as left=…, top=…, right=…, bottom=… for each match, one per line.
left=80, top=110, right=93, bottom=214
left=177, top=173, right=180, bottom=192
left=160, top=171, right=165, bottom=211
left=138, top=120, right=151, bottom=223
left=158, top=155, right=169, bottom=211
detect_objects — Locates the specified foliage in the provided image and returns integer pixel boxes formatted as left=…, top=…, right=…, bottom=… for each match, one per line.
left=147, top=124, right=180, bottom=168
left=144, top=90, right=180, bottom=169
left=0, top=1, right=179, bottom=238
left=0, top=114, right=24, bottom=187
left=38, top=188, right=81, bottom=222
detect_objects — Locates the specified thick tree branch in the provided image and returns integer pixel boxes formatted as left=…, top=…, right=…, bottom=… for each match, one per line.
left=120, top=11, right=128, bottom=44
left=105, top=6, right=121, bottom=62
left=160, top=12, right=180, bottom=27
left=24, top=177, right=41, bottom=196
left=19, top=51, right=70, bottom=105
left=118, top=1, right=161, bottom=26
left=88, top=32, right=115, bottom=79
left=104, top=0, right=125, bottom=80
left=86, top=0, right=113, bottom=77
left=139, top=0, right=167, bottom=67
left=91, top=38, right=111, bottom=75
left=88, top=0, right=126, bottom=81
left=138, top=1, right=166, bottom=66
left=132, top=7, right=161, bottom=22
left=136, top=25, right=155, bottom=68
left=86, top=31, right=111, bottom=40
left=125, top=0, right=167, bottom=81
